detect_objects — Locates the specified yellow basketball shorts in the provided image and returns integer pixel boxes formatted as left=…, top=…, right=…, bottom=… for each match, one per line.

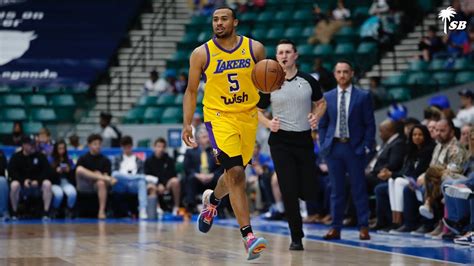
left=203, top=107, right=258, bottom=169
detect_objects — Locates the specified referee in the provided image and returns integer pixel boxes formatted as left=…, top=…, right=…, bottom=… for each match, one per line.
left=257, top=39, right=327, bottom=250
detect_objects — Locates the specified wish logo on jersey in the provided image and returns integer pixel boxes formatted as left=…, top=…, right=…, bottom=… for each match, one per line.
left=221, top=92, right=249, bottom=105
left=214, top=59, right=251, bottom=74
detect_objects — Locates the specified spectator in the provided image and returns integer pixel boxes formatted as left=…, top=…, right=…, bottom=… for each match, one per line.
left=0, top=150, right=8, bottom=220
left=427, top=119, right=439, bottom=140
left=403, top=117, right=421, bottom=139
left=368, top=77, right=387, bottom=109
left=246, top=142, right=274, bottom=213
left=308, top=12, right=349, bottom=44
left=454, top=89, right=474, bottom=128
left=111, top=136, right=158, bottom=220
left=3, top=121, right=23, bottom=146
left=418, top=26, right=445, bottom=61
left=68, top=134, right=84, bottom=150
left=372, top=125, right=435, bottom=232
left=332, top=0, right=351, bottom=21
left=311, top=58, right=337, bottom=92
left=422, top=106, right=442, bottom=125
left=37, top=127, right=54, bottom=156
left=175, top=72, right=188, bottom=94
left=99, top=112, right=121, bottom=148
left=183, top=127, right=223, bottom=213
left=439, top=30, right=470, bottom=59
left=144, top=138, right=181, bottom=215
left=369, top=0, right=390, bottom=16
left=50, top=140, right=77, bottom=218
left=143, top=70, right=170, bottom=95
left=75, top=134, right=116, bottom=219
left=312, top=4, right=328, bottom=24
left=9, top=136, right=55, bottom=220
left=460, top=124, right=472, bottom=149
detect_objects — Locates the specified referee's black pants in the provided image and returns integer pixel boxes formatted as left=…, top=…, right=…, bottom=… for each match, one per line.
left=269, top=130, right=320, bottom=242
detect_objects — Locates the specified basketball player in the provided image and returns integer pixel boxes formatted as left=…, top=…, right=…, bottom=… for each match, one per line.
left=182, top=7, right=276, bottom=260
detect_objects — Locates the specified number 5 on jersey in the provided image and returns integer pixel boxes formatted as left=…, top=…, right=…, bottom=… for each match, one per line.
left=227, top=73, right=240, bottom=93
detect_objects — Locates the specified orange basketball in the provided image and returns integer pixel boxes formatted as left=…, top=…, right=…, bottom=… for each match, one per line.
left=252, top=59, right=285, bottom=93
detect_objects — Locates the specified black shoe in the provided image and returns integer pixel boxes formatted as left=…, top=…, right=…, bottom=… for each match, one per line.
left=65, top=208, right=76, bottom=219
left=390, top=225, right=415, bottom=234
left=442, top=231, right=458, bottom=241
left=370, top=223, right=389, bottom=231
left=289, top=241, right=304, bottom=251
left=411, top=225, right=433, bottom=236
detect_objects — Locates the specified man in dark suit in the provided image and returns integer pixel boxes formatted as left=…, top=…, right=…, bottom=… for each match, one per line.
left=319, top=60, right=376, bottom=240
left=183, top=127, right=223, bottom=213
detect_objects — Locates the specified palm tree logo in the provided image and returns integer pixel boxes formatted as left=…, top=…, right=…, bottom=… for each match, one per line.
left=438, top=6, right=457, bottom=34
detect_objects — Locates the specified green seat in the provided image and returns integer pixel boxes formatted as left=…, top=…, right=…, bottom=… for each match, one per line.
left=302, top=26, right=314, bottom=39
left=190, top=15, right=207, bottom=26
left=237, top=25, right=251, bottom=36
left=23, top=122, right=43, bottom=135
left=292, top=9, right=313, bottom=22
left=353, top=6, right=370, bottom=19
left=433, top=72, right=455, bottom=86
left=408, top=60, right=429, bottom=71
left=50, top=94, right=76, bottom=107
left=407, top=72, right=430, bottom=85
left=174, top=94, right=184, bottom=106
left=24, top=95, right=48, bottom=107
left=123, top=107, right=145, bottom=124
left=284, top=27, right=303, bottom=39
left=55, top=108, right=75, bottom=122
left=297, top=44, right=315, bottom=60
left=10, top=87, right=32, bottom=94
left=251, top=28, right=267, bottom=41
left=197, top=92, right=204, bottom=105
left=299, top=63, right=313, bottom=73
left=161, top=107, right=183, bottom=124
left=39, top=87, right=62, bottom=95
left=0, top=122, right=13, bottom=135
left=333, top=43, right=355, bottom=61
left=334, top=26, right=359, bottom=44
left=0, top=85, right=10, bottom=93
left=137, top=96, right=158, bottom=106
left=266, top=46, right=276, bottom=59
left=197, top=31, right=212, bottom=43
left=137, top=139, right=151, bottom=148
left=356, top=42, right=378, bottom=71
left=30, top=108, right=57, bottom=123
left=428, top=59, right=445, bottom=72
left=181, top=32, right=198, bottom=45
left=388, top=87, right=411, bottom=101
left=239, top=11, right=257, bottom=23
left=2, top=108, right=26, bottom=121
left=0, top=94, right=24, bottom=106
left=455, top=71, right=474, bottom=84
left=265, top=27, right=285, bottom=43
left=275, top=10, right=293, bottom=22
left=157, top=94, right=176, bottom=106
left=313, top=44, right=333, bottom=60
left=257, top=11, right=274, bottom=23
left=453, top=58, right=473, bottom=71
left=143, top=107, right=164, bottom=124
left=382, top=74, right=407, bottom=87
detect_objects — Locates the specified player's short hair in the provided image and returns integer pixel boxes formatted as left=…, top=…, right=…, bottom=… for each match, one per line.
left=87, top=133, right=102, bottom=144
left=154, top=137, right=167, bottom=146
left=277, top=39, right=297, bottom=53
left=213, top=6, right=237, bottom=19
left=120, top=135, right=133, bottom=146
left=334, top=59, right=353, bottom=70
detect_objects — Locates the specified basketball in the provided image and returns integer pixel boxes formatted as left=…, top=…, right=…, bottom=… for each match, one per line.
left=252, top=59, right=285, bottom=93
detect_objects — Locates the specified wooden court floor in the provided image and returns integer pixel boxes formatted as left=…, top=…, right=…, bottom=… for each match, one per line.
left=0, top=220, right=456, bottom=265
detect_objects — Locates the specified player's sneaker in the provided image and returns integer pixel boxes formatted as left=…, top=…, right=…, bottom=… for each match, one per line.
left=197, top=189, right=218, bottom=233
left=243, top=233, right=268, bottom=260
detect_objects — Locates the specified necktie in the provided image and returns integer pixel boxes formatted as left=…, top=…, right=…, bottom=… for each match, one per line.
left=339, top=90, right=348, bottom=138
left=200, top=150, right=209, bottom=174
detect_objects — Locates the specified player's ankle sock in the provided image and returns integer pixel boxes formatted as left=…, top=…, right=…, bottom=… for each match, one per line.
left=240, top=225, right=253, bottom=238
left=210, top=192, right=221, bottom=206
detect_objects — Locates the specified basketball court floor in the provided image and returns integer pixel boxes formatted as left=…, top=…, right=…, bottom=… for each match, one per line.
left=0, top=217, right=471, bottom=265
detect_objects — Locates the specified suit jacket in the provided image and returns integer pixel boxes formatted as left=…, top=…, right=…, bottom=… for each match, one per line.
left=319, top=86, right=376, bottom=157
left=183, top=146, right=223, bottom=180
left=371, top=135, right=407, bottom=178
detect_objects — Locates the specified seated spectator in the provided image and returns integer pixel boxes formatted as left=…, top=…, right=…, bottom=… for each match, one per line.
left=310, top=58, right=336, bottom=92
left=144, top=138, right=181, bottom=215
left=437, top=30, right=470, bottom=59
left=2, top=121, right=23, bottom=147
left=9, top=136, right=55, bottom=220
left=143, top=70, right=170, bottom=95
left=460, top=124, right=472, bottom=149
left=183, top=127, right=223, bottom=213
left=308, top=12, right=349, bottom=44
left=68, top=134, right=84, bottom=150
left=368, top=77, right=387, bottom=109
left=453, top=89, right=474, bottom=128
left=50, top=140, right=77, bottom=218
left=37, top=127, right=54, bottom=156
left=0, top=150, right=8, bottom=220
left=332, top=0, right=351, bottom=21
left=422, top=106, right=442, bottom=126
left=245, top=142, right=274, bottom=213
left=111, top=136, right=158, bottom=220
left=99, top=112, right=121, bottom=148
left=75, top=134, right=116, bottom=219
left=312, top=4, right=328, bottom=24
left=372, top=125, right=435, bottom=233
left=418, top=26, right=444, bottom=61
left=175, top=72, right=188, bottom=94
left=427, top=119, right=439, bottom=140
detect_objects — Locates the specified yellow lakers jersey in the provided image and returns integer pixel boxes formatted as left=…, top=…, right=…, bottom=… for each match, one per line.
left=202, top=36, right=259, bottom=113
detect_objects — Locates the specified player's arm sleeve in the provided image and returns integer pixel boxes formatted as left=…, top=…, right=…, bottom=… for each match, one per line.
left=257, top=91, right=271, bottom=109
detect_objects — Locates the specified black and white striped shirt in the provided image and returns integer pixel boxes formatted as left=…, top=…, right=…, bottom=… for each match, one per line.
left=257, top=71, right=323, bottom=132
